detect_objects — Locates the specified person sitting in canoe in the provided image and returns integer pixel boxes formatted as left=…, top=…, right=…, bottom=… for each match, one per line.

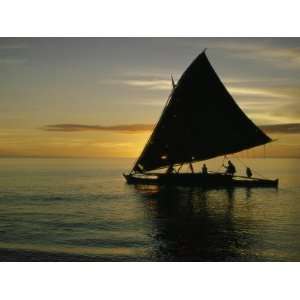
left=224, top=160, right=236, bottom=176
left=246, top=167, right=253, bottom=178
left=202, top=164, right=208, bottom=175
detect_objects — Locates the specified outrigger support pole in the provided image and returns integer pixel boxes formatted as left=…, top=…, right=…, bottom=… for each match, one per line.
left=189, top=162, right=194, bottom=173
left=166, top=164, right=174, bottom=174
left=177, top=163, right=183, bottom=173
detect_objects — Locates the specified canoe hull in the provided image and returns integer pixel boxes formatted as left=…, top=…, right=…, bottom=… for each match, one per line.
left=123, top=173, right=278, bottom=188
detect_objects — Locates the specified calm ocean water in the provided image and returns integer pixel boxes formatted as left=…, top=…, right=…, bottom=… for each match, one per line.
left=0, top=157, right=299, bottom=261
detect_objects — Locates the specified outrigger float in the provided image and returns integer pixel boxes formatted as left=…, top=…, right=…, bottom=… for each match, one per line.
left=123, top=50, right=278, bottom=188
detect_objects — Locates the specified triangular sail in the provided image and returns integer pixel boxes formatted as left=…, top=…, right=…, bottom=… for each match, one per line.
left=133, top=51, right=272, bottom=172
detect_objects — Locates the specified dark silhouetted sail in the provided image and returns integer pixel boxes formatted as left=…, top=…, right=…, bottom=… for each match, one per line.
left=132, top=51, right=272, bottom=172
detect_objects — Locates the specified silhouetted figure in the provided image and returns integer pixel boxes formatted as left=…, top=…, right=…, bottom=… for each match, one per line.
left=225, top=160, right=236, bottom=176
left=202, top=164, right=208, bottom=175
left=246, top=167, right=252, bottom=178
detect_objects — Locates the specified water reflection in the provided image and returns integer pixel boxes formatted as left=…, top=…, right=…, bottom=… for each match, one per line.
left=135, top=185, right=261, bottom=261
left=245, top=187, right=252, bottom=200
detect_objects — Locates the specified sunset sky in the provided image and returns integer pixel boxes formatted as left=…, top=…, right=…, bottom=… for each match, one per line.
left=1, top=37, right=300, bottom=158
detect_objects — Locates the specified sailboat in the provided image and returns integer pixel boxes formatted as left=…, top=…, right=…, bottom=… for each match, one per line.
left=123, top=50, right=278, bottom=188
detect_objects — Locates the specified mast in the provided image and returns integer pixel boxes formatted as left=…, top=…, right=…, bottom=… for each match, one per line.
left=130, top=77, right=176, bottom=174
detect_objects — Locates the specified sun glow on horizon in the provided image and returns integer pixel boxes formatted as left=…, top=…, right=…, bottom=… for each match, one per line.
left=1, top=38, right=300, bottom=159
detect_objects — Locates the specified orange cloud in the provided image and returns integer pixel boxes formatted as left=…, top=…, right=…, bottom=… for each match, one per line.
left=42, top=123, right=300, bottom=135
left=260, top=123, right=300, bottom=134
left=41, top=123, right=154, bottom=133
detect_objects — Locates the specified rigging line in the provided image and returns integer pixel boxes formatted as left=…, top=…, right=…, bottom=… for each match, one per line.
left=177, top=163, right=183, bottom=173
left=217, top=156, right=226, bottom=172
left=232, top=155, right=268, bottom=179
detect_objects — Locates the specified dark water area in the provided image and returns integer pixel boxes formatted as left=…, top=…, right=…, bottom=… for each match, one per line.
left=0, top=158, right=299, bottom=261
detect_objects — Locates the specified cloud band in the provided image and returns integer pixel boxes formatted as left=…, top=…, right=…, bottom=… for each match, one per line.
left=42, top=123, right=154, bottom=133
left=41, top=123, right=300, bottom=134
